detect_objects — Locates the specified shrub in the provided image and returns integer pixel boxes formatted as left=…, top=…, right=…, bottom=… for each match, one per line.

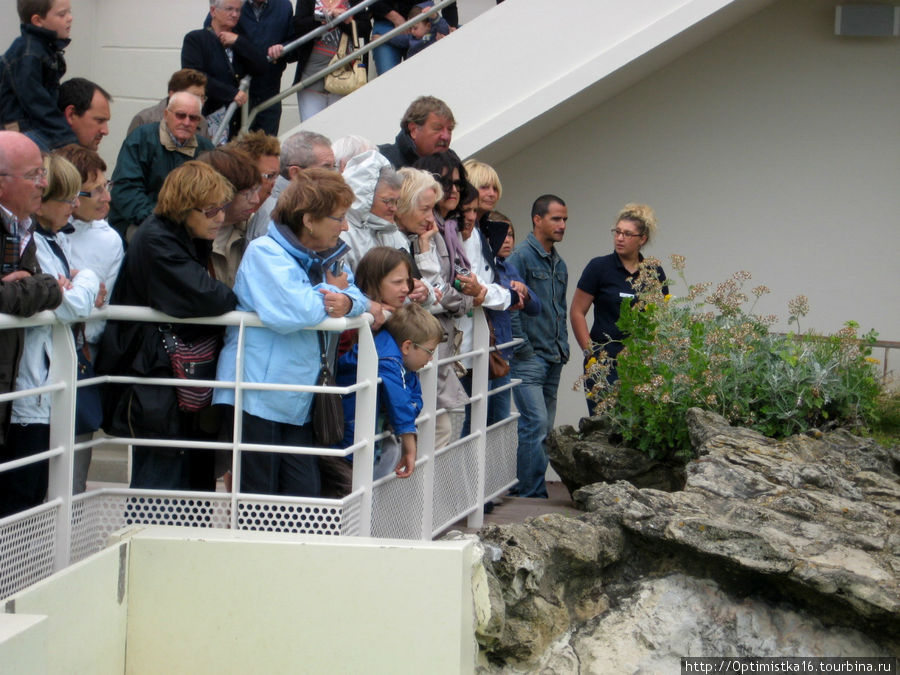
left=581, top=255, right=883, bottom=461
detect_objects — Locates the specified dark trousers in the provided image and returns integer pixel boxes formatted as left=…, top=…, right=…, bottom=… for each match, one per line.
left=130, top=409, right=217, bottom=492
left=0, top=423, right=50, bottom=517
left=239, top=412, right=320, bottom=497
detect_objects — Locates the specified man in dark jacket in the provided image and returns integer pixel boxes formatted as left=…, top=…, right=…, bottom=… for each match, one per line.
left=378, top=95, right=455, bottom=168
left=0, top=130, right=63, bottom=473
left=109, top=92, right=214, bottom=243
left=203, top=0, right=295, bottom=136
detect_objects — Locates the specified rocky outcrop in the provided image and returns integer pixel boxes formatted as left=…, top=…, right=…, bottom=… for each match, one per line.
left=470, top=409, right=900, bottom=670
left=548, top=416, right=685, bottom=493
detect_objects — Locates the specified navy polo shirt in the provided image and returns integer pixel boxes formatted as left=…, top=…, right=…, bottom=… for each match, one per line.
left=576, top=252, right=667, bottom=357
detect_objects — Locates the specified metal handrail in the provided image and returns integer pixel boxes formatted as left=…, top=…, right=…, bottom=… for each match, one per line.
left=239, top=0, right=457, bottom=135
left=212, top=75, right=252, bottom=146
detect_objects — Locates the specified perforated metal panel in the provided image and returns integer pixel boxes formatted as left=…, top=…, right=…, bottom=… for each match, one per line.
left=124, top=495, right=232, bottom=528
left=432, top=437, right=479, bottom=532
left=70, top=495, right=109, bottom=564
left=236, top=500, right=343, bottom=535
left=485, top=415, right=519, bottom=499
left=371, top=469, right=425, bottom=539
left=340, top=491, right=363, bottom=536
left=0, top=506, right=57, bottom=599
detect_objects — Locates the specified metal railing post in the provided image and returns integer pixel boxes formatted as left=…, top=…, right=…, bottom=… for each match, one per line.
left=351, top=318, right=377, bottom=536
left=417, top=353, right=438, bottom=540
left=466, top=308, right=489, bottom=529
left=47, top=322, right=75, bottom=572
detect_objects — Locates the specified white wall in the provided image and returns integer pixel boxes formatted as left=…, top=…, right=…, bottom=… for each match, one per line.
left=0, top=527, right=478, bottom=674
left=486, top=0, right=899, bottom=427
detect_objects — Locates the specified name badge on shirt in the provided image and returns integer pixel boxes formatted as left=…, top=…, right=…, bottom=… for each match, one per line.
left=619, top=292, right=635, bottom=299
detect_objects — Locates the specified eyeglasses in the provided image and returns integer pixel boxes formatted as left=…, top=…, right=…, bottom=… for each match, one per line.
left=611, top=228, right=642, bottom=239
left=0, top=167, right=48, bottom=185
left=53, top=197, right=79, bottom=207
left=378, top=197, right=399, bottom=208
left=413, top=343, right=435, bottom=356
left=170, top=111, right=203, bottom=123
left=218, top=5, right=242, bottom=14
left=78, top=181, right=113, bottom=199
left=325, top=214, right=347, bottom=224
left=195, top=203, right=231, bottom=218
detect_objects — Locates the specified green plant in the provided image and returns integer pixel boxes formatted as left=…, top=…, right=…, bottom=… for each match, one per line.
left=581, top=256, right=884, bottom=461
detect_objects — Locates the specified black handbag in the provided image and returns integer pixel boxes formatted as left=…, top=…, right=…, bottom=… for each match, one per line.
left=311, top=331, right=344, bottom=446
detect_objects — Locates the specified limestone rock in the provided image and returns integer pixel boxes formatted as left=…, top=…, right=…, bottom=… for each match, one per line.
left=575, top=410, right=900, bottom=633
left=475, top=513, right=624, bottom=665
left=548, top=421, right=684, bottom=494
left=475, top=409, right=899, bottom=670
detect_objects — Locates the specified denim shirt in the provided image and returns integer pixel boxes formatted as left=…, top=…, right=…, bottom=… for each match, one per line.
left=507, top=232, right=569, bottom=364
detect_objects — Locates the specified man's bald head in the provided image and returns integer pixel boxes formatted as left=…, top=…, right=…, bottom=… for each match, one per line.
left=0, top=131, right=47, bottom=220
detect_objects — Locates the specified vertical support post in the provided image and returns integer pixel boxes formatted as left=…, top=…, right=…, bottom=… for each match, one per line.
left=417, top=355, right=437, bottom=540
left=230, top=317, right=247, bottom=529
left=351, top=319, right=377, bottom=536
left=47, top=322, right=75, bottom=572
left=466, top=308, right=489, bottom=529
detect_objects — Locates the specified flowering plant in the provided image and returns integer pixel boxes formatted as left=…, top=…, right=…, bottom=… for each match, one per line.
left=580, top=255, right=883, bottom=461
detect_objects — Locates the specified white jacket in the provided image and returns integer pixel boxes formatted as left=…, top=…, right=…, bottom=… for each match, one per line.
left=11, top=230, right=100, bottom=424
left=66, top=217, right=123, bottom=345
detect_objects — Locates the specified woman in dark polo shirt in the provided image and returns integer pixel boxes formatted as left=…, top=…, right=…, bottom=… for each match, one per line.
left=570, top=203, right=667, bottom=415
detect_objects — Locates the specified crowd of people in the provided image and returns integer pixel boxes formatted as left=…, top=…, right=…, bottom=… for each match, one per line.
left=0, top=0, right=665, bottom=517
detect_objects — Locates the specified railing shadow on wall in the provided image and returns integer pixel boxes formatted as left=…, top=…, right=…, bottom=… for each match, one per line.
left=0, top=305, right=518, bottom=600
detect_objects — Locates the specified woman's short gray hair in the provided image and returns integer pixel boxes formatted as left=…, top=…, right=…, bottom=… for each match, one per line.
left=374, top=165, right=402, bottom=193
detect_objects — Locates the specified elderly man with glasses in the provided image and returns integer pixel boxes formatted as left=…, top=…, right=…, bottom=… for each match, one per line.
left=0, top=131, right=64, bottom=514
left=109, top=92, right=214, bottom=243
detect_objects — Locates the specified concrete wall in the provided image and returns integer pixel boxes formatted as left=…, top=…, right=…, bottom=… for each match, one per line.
left=487, top=0, right=899, bottom=426
left=0, top=542, right=129, bottom=674
left=0, top=527, right=478, bottom=674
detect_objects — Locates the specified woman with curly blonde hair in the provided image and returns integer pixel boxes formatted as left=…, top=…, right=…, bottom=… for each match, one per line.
left=569, top=203, right=668, bottom=415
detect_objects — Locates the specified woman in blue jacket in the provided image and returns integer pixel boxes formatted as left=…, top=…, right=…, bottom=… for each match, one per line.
left=214, top=169, right=368, bottom=496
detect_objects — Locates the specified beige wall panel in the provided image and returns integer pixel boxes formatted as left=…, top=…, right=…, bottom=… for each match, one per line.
left=491, top=0, right=899, bottom=426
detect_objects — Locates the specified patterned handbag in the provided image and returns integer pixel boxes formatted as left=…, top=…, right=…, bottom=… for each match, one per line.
left=159, top=327, right=219, bottom=412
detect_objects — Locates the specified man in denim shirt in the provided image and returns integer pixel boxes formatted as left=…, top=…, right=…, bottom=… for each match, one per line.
left=507, top=194, right=569, bottom=498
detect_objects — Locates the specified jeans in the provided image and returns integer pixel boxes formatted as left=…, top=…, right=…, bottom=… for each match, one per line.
left=510, top=355, right=562, bottom=498
left=239, top=412, right=320, bottom=497
left=460, top=372, right=512, bottom=438
left=297, top=89, right=343, bottom=122
left=371, top=19, right=404, bottom=75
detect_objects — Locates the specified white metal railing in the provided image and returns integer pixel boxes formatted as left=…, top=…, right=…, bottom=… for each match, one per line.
left=0, top=304, right=518, bottom=599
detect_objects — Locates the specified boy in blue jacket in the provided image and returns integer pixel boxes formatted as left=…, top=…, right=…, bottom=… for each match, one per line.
left=0, top=0, right=78, bottom=150
left=337, top=303, right=443, bottom=480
